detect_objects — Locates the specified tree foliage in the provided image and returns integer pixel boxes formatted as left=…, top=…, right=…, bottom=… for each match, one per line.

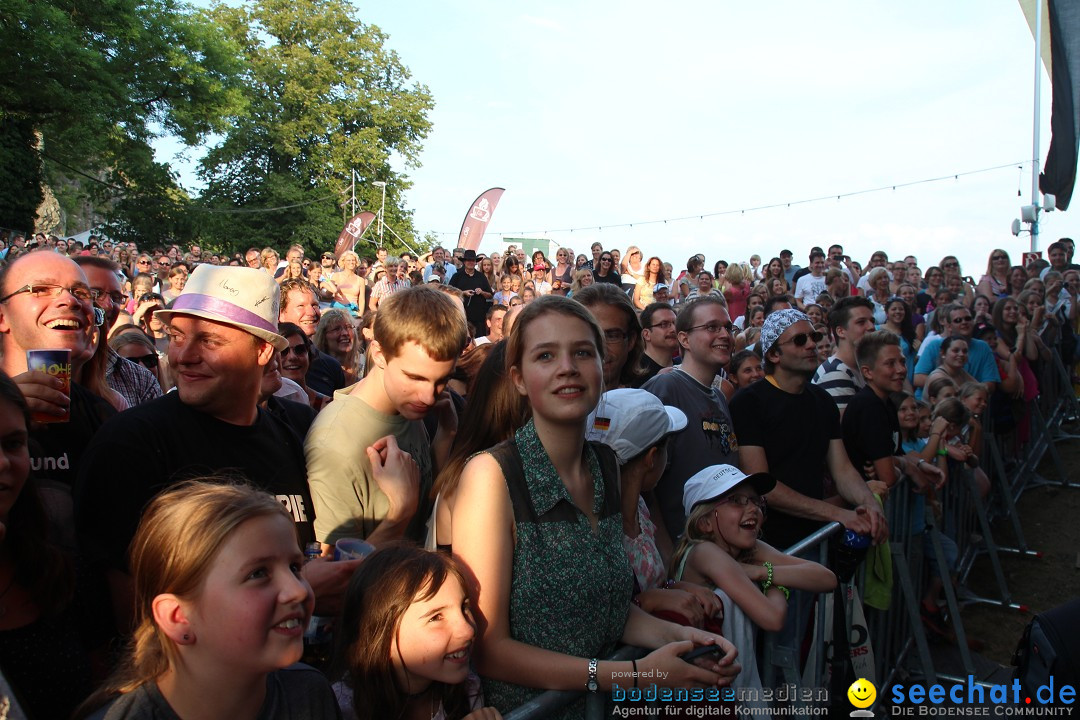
left=196, top=0, right=434, bottom=258
left=0, top=0, right=244, bottom=237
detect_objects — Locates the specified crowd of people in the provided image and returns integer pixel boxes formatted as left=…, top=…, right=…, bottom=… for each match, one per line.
left=0, top=227, right=1077, bottom=720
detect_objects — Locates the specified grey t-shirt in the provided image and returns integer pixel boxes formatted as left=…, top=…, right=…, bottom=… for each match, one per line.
left=642, top=368, right=739, bottom=541
left=87, top=665, right=341, bottom=720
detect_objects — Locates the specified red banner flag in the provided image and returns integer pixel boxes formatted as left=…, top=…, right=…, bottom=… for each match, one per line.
left=334, top=211, right=377, bottom=256
left=457, top=188, right=505, bottom=252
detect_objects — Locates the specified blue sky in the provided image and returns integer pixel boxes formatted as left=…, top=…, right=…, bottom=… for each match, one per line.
left=162, top=1, right=1079, bottom=275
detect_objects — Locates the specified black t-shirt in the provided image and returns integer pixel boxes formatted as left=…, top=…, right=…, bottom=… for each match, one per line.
left=591, top=270, right=622, bottom=286
left=306, top=348, right=346, bottom=396
left=841, top=385, right=901, bottom=482
left=790, top=266, right=811, bottom=285
left=74, top=392, right=316, bottom=571
left=30, top=383, right=116, bottom=551
left=449, top=269, right=493, bottom=336
left=729, top=379, right=841, bottom=549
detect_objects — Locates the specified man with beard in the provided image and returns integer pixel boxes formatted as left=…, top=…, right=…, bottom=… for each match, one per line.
left=642, top=296, right=739, bottom=540
left=639, top=301, right=678, bottom=381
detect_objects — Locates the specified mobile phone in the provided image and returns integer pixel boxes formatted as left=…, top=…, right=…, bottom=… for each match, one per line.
left=680, top=644, right=724, bottom=663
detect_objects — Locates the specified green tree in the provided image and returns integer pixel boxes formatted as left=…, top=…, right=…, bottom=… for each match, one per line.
left=0, top=0, right=244, bottom=236
left=196, top=0, right=434, bottom=258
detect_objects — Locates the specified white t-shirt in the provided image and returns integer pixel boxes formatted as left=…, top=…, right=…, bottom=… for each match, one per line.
left=794, top=273, right=827, bottom=306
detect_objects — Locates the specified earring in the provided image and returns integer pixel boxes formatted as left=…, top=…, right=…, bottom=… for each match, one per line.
left=183, top=634, right=190, bottom=642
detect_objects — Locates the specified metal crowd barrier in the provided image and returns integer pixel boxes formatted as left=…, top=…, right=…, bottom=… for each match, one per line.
left=503, top=345, right=1080, bottom=719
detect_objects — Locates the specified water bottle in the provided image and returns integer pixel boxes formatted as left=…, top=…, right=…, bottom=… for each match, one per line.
left=832, top=530, right=869, bottom=583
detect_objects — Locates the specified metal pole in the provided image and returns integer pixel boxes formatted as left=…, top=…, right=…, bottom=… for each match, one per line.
left=372, top=180, right=387, bottom=248
left=1031, top=0, right=1044, bottom=252
left=350, top=170, right=356, bottom=216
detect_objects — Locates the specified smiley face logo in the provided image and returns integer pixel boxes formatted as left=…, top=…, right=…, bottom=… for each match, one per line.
left=847, top=678, right=876, bottom=709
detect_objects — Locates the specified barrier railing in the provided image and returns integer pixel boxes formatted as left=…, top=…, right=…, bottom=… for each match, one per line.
left=503, top=344, right=1080, bottom=718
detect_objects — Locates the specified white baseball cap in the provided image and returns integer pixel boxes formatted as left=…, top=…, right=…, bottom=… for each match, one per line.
left=586, top=388, right=686, bottom=464
left=682, top=464, right=775, bottom=517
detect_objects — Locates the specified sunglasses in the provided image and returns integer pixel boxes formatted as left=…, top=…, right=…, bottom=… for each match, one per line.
left=130, top=353, right=159, bottom=369
left=777, top=330, right=824, bottom=347
left=280, top=344, right=310, bottom=357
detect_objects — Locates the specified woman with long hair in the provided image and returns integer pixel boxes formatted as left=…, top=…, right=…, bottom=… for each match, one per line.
left=721, top=263, right=751, bottom=323
left=549, top=248, right=573, bottom=296
left=314, top=309, right=363, bottom=385
left=110, top=326, right=173, bottom=392
left=481, top=256, right=499, bottom=292
left=1008, top=265, right=1029, bottom=298
left=976, top=249, right=1011, bottom=299
left=77, top=481, right=337, bottom=719
left=591, top=251, right=621, bottom=286
left=450, top=297, right=737, bottom=716
left=763, top=257, right=786, bottom=290
left=882, top=297, right=918, bottom=387
left=501, top=254, right=526, bottom=289
left=568, top=268, right=594, bottom=297
left=633, top=256, right=664, bottom=310
left=278, top=323, right=331, bottom=411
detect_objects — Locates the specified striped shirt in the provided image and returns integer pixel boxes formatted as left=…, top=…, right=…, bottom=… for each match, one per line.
left=811, top=355, right=864, bottom=413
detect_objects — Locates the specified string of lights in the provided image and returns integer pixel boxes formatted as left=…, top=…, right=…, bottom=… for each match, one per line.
left=428, top=160, right=1029, bottom=237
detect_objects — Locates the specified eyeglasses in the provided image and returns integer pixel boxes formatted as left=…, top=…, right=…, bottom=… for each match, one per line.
left=943, top=262, right=959, bottom=269
left=716, top=494, right=767, bottom=512
left=280, top=344, right=310, bottom=357
left=777, top=330, right=824, bottom=347
left=130, top=353, right=159, bottom=369
left=991, top=255, right=1007, bottom=261
left=90, top=289, right=129, bottom=304
left=0, top=283, right=94, bottom=304
left=601, top=258, right=613, bottom=263
left=603, top=328, right=628, bottom=344
left=950, top=315, right=973, bottom=323
left=685, top=321, right=734, bottom=335
left=137, top=259, right=151, bottom=265
left=158, top=260, right=171, bottom=267
left=648, top=320, right=676, bottom=330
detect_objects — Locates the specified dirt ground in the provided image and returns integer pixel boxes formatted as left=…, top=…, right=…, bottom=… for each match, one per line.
left=958, top=434, right=1080, bottom=667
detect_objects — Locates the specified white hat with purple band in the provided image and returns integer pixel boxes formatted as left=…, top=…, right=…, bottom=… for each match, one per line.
left=156, top=265, right=289, bottom=351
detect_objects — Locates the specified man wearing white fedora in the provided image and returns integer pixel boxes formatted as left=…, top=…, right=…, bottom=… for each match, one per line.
left=75, top=265, right=405, bottom=626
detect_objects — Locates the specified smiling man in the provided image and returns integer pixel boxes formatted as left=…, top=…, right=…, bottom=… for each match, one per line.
left=278, top=278, right=345, bottom=396
left=642, top=296, right=739, bottom=539
left=304, top=285, right=468, bottom=547
left=0, top=250, right=116, bottom=545
left=75, top=265, right=368, bottom=628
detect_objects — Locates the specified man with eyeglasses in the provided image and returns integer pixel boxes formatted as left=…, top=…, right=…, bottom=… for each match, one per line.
left=422, top=246, right=456, bottom=284
left=574, top=283, right=647, bottom=392
left=245, top=247, right=261, bottom=269
left=0, top=251, right=116, bottom=518
left=642, top=296, right=739, bottom=540
left=74, top=257, right=162, bottom=408
left=639, top=301, right=679, bottom=382
left=913, top=303, right=999, bottom=394
left=856, top=251, right=891, bottom=294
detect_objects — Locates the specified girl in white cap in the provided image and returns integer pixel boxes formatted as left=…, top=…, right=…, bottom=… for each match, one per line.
left=671, top=465, right=836, bottom=696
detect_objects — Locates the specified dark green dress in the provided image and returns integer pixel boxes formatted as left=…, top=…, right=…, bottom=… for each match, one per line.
left=482, top=419, right=633, bottom=718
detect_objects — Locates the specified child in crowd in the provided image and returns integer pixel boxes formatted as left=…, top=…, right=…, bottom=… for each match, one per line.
left=671, top=465, right=836, bottom=694
left=331, top=545, right=498, bottom=720
left=586, top=388, right=724, bottom=630
left=78, top=481, right=338, bottom=719
left=728, top=350, right=764, bottom=391
left=492, top=275, right=517, bottom=306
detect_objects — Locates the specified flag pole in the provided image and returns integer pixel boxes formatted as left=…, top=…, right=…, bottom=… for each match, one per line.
left=1031, top=0, right=1044, bottom=252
